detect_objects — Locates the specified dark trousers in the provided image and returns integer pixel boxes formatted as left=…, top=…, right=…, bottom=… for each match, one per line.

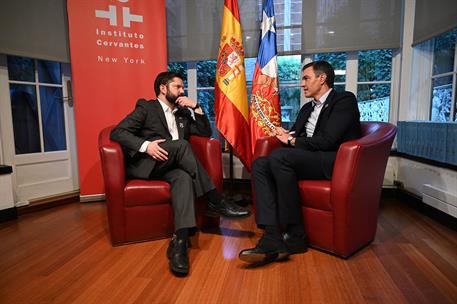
left=149, top=139, right=215, bottom=230
left=252, top=147, right=327, bottom=227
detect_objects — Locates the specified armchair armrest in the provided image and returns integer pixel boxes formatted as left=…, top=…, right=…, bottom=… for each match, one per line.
left=253, top=136, right=283, bottom=160
left=99, top=127, right=126, bottom=197
left=330, top=122, right=397, bottom=254
left=189, top=136, right=223, bottom=192
left=99, top=126, right=128, bottom=242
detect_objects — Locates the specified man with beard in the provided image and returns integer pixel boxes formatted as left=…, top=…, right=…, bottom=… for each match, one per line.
left=110, top=71, right=249, bottom=276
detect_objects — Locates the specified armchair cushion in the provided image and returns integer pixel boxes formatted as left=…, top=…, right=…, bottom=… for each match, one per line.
left=124, top=180, right=171, bottom=207
left=298, top=180, right=332, bottom=211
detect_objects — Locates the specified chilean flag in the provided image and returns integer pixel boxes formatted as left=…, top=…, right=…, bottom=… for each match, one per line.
left=249, top=0, right=282, bottom=154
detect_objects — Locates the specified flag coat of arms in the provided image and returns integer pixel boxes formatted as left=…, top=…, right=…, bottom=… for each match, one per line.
left=249, top=0, right=282, bottom=153
left=215, top=0, right=252, bottom=170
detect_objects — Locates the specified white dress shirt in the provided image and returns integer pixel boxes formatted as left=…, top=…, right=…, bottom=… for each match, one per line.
left=139, top=98, right=179, bottom=153
left=305, top=88, right=332, bottom=137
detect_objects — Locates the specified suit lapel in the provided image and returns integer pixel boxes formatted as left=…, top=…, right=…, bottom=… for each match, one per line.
left=153, top=99, right=171, bottom=136
left=294, top=102, right=313, bottom=136
left=314, top=90, right=336, bottom=132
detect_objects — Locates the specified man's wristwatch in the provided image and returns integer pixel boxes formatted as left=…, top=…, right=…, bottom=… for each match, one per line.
left=287, top=136, right=294, bottom=147
left=192, top=103, right=200, bottom=110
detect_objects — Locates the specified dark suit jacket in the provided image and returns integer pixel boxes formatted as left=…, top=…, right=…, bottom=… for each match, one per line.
left=110, top=99, right=212, bottom=179
left=290, top=89, right=361, bottom=178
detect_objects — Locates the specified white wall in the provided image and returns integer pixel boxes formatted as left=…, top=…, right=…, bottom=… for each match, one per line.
left=390, top=156, right=457, bottom=217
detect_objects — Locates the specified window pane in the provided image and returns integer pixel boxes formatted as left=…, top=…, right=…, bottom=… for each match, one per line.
left=245, top=57, right=256, bottom=86
left=455, top=88, right=457, bottom=122
left=279, top=86, right=300, bottom=129
left=39, top=87, right=66, bottom=151
left=433, top=28, right=457, bottom=75
left=7, top=56, right=35, bottom=82
left=290, top=1, right=303, bottom=25
left=247, top=86, right=252, bottom=107
left=357, top=83, right=390, bottom=122
left=274, top=0, right=302, bottom=52
left=197, top=89, right=217, bottom=137
left=168, top=62, right=188, bottom=86
left=358, top=49, right=392, bottom=82
left=278, top=55, right=301, bottom=128
left=334, top=84, right=346, bottom=92
left=9, top=84, right=41, bottom=154
left=276, top=27, right=302, bottom=53
left=314, top=52, right=347, bottom=83
left=274, top=0, right=303, bottom=26
left=278, top=55, right=301, bottom=81
left=197, top=60, right=216, bottom=87
left=431, top=76, right=452, bottom=122
left=37, top=60, right=62, bottom=84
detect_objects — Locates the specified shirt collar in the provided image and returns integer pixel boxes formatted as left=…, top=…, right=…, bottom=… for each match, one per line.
left=313, top=88, right=332, bottom=106
left=158, top=98, right=178, bottom=114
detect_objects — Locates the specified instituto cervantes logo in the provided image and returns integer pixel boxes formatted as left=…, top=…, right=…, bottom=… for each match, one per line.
left=217, top=36, right=245, bottom=86
left=95, top=0, right=143, bottom=27
left=94, top=0, right=146, bottom=64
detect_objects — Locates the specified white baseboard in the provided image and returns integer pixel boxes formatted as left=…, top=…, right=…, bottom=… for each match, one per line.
left=79, top=193, right=105, bottom=202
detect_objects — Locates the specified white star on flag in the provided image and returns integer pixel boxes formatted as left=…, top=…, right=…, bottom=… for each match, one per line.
left=261, top=11, right=275, bottom=39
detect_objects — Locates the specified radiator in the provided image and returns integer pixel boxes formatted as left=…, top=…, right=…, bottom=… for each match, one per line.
left=422, top=184, right=457, bottom=218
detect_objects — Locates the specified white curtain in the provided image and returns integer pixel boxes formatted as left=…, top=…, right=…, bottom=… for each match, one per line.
left=409, top=40, right=433, bottom=120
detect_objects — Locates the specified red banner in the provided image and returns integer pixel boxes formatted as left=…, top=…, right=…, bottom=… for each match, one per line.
left=67, top=0, right=167, bottom=197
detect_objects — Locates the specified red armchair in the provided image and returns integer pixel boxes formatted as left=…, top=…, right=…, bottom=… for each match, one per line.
left=253, top=122, right=397, bottom=257
left=98, top=126, right=222, bottom=245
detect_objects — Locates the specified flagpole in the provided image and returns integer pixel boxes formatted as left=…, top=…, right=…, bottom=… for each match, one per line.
left=229, top=145, right=234, bottom=196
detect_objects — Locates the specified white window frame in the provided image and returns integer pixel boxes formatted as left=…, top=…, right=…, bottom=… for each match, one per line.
left=430, top=36, right=457, bottom=121
left=7, top=58, right=68, bottom=165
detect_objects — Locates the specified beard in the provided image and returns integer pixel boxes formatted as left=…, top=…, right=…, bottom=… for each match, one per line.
left=165, top=91, right=183, bottom=104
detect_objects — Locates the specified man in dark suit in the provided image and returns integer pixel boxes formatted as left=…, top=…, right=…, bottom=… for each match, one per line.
left=239, top=61, right=361, bottom=264
left=110, top=71, right=249, bottom=276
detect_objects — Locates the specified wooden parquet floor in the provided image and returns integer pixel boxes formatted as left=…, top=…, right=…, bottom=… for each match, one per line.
left=0, top=195, right=456, bottom=303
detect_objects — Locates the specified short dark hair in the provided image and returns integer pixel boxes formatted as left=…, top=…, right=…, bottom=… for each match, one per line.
left=154, top=71, right=185, bottom=96
left=302, top=61, right=335, bottom=88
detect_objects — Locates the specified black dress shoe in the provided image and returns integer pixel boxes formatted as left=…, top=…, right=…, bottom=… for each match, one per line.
left=167, top=235, right=189, bottom=276
left=283, top=233, right=308, bottom=254
left=206, top=199, right=250, bottom=218
left=239, top=234, right=290, bottom=264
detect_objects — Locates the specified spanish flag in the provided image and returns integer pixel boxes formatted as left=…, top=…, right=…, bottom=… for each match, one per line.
left=215, top=0, right=252, bottom=171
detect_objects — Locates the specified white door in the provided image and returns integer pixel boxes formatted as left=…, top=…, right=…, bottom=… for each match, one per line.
left=0, top=54, right=79, bottom=204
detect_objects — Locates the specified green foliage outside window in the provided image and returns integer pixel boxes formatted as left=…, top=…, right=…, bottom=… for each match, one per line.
left=197, top=60, right=217, bottom=87
left=277, top=55, right=301, bottom=81
left=167, top=62, right=188, bottom=86
left=314, top=52, right=347, bottom=83
left=276, top=55, right=302, bottom=127
left=358, top=49, right=392, bottom=82
left=357, top=49, right=392, bottom=102
left=197, top=89, right=215, bottom=122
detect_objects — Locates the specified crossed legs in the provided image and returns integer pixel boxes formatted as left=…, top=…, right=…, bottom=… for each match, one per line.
left=239, top=147, right=326, bottom=264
